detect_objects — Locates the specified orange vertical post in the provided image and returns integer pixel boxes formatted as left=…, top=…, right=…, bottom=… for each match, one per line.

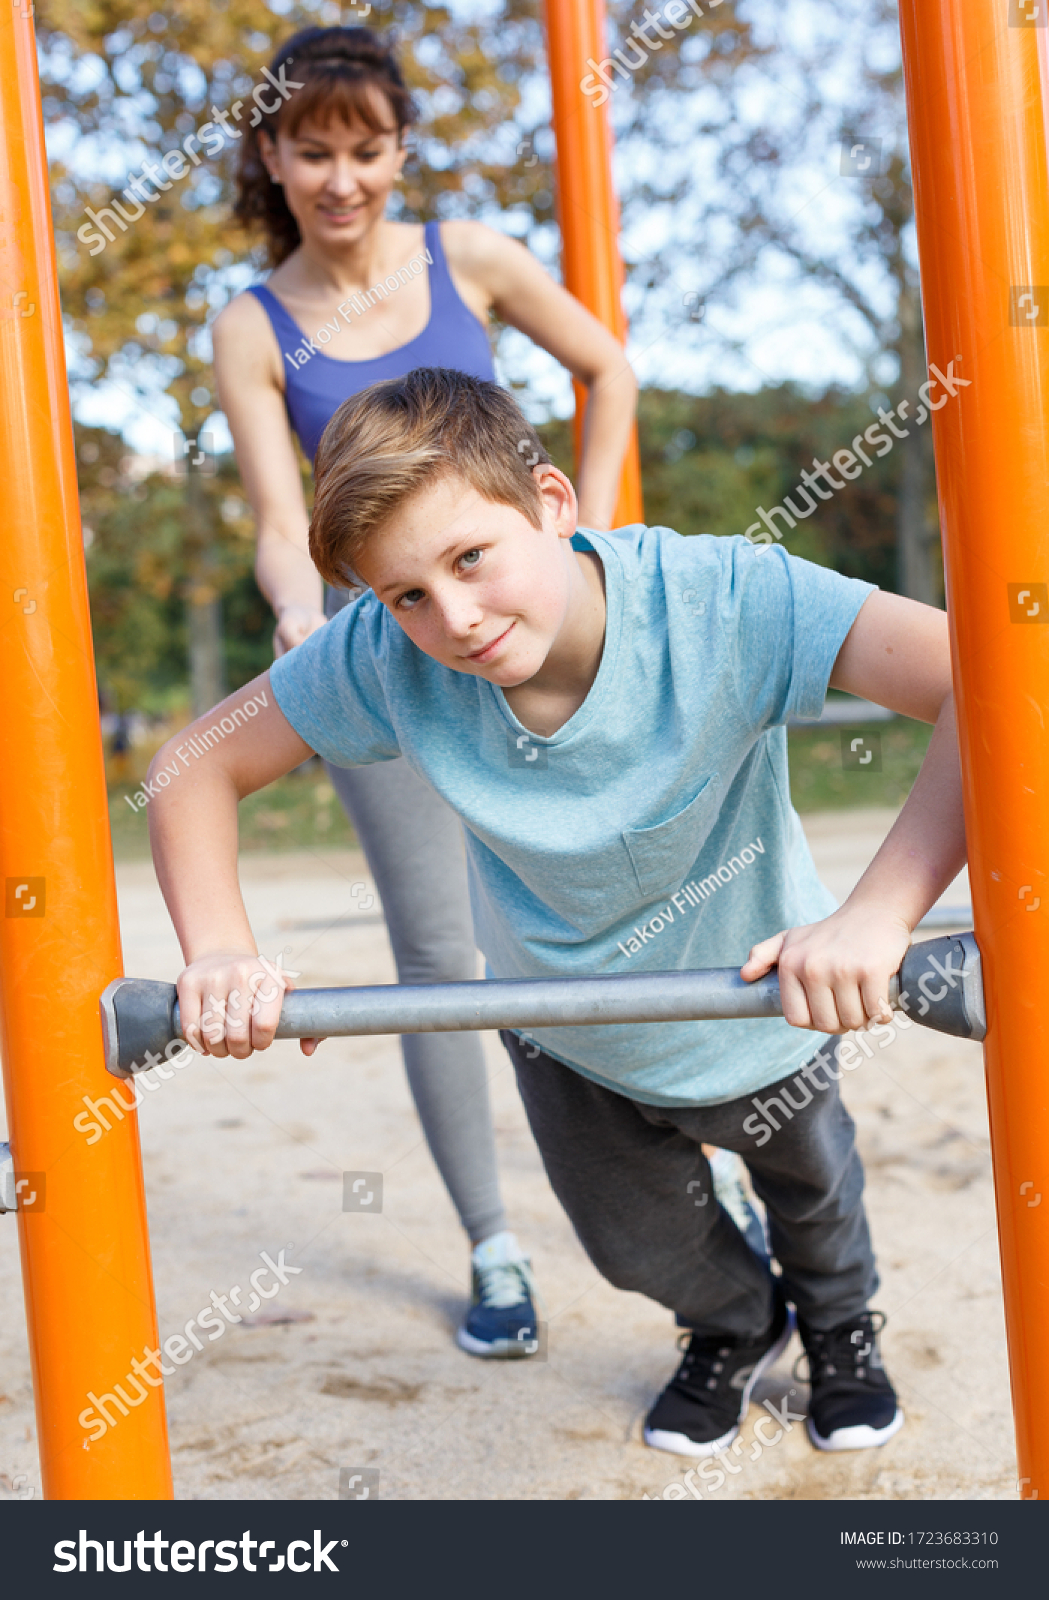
left=898, top=0, right=1049, bottom=1496
left=543, top=0, right=643, bottom=525
left=0, top=7, right=172, bottom=1496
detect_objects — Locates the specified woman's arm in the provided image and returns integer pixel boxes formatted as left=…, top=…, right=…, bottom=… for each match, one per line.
left=147, top=673, right=318, bottom=1058
left=442, top=221, right=638, bottom=532
left=211, top=294, right=326, bottom=653
left=743, top=592, right=966, bottom=1032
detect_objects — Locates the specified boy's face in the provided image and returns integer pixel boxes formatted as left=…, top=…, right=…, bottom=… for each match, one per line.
left=354, top=468, right=582, bottom=689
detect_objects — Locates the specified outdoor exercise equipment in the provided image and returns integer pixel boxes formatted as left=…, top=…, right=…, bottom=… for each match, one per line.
left=100, top=934, right=986, bottom=1081
left=0, top=6, right=171, bottom=1497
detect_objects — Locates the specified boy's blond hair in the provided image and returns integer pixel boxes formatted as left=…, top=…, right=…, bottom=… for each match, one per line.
left=309, top=367, right=553, bottom=588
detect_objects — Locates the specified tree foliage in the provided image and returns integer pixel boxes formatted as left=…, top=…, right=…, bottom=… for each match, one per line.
left=76, top=423, right=269, bottom=712
left=598, top=0, right=938, bottom=601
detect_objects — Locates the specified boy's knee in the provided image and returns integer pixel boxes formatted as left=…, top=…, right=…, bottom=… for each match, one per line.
left=581, top=1238, right=655, bottom=1295
left=762, top=1146, right=866, bottom=1225
left=576, top=1203, right=719, bottom=1295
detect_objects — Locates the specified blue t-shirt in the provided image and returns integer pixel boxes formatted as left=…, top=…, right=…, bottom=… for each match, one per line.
left=270, top=527, right=875, bottom=1107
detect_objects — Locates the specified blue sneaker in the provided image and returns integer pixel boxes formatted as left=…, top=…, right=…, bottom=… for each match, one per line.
left=456, top=1231, right=540, bottom=1359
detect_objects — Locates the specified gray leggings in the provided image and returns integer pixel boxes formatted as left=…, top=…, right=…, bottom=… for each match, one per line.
left=325, top=755, right=508, bottom=1245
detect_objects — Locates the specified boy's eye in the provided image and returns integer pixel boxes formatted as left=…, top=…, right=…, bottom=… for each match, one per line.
left=458, top=549, right=483, bottom=572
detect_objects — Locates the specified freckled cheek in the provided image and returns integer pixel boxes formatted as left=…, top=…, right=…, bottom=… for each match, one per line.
left=389, top=613, right=440, bottom=659
left=520, top=574, right=569, bottom=635
left=490, top=566, right=561, bottom=625
left=415, top=620, right=453, bottom=659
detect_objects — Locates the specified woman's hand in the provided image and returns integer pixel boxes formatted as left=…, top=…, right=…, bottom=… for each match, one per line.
left=741, top=905, right=913, bottom=1033
left=273, top=605, right=327, bottom=658
left=177, top=949, right=322, bottom=1059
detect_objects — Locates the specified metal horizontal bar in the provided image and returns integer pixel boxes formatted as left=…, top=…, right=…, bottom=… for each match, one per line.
left=788, top=696, right=898, bottom=727
left=99, top=933, right=985, bottom=1079
left=267, top=967, right=789, bottom=1038
left=0, top=1144, right=15, bottom=1214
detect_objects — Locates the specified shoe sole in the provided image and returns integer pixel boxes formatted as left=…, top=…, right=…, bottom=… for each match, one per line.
left=456, top=1326, right=539, bottom=1359
left=807, top=1407, right=905, bottom=1452
left=643, top=1309, right=795, bottom=1459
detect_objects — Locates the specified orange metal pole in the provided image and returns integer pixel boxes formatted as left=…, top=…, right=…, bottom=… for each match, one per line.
left=898, top=0, right=1049, bottom=1497
left=0, top=7, right=172, bottom=1497
left=543, top=0, right=643, bottom=525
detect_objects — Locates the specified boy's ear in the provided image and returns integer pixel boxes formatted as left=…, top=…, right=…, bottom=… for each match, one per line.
left=534, top=464, right=578, bottom=540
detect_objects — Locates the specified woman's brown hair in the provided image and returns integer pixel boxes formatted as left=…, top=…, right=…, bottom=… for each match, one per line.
left=235, top=25, right=418, bottom=267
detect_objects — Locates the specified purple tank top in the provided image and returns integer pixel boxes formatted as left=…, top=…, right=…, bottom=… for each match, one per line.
left=249, top=221, right=495, bottom=463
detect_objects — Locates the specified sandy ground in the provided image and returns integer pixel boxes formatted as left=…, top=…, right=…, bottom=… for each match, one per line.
left=0, top=808, right=1016, bottom=1501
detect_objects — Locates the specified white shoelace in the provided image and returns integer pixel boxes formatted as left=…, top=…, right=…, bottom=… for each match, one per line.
left=477, top=1258, right=536, bottom=1311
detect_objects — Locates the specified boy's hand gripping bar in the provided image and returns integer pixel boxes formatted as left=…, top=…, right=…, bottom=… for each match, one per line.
left=99, top=933, right=985, bottom=1080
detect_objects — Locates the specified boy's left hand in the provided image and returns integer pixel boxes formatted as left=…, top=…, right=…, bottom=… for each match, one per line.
left=741, top=906, right=913, bottom=1033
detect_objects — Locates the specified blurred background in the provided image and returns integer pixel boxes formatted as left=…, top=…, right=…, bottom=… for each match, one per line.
left=39, top=0, right=937, bottom=853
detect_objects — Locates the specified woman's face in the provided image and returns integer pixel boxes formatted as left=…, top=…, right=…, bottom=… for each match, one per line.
left=260, top=93, right=406, bottom=251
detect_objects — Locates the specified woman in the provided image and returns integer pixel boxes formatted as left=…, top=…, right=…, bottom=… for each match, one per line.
left=211, top=24, right=637, bottom=1357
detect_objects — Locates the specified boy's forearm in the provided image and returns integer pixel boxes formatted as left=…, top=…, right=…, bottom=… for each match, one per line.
left=148, top=762, right=257, bottom=962
left=843, top=692, right=966, bottom=930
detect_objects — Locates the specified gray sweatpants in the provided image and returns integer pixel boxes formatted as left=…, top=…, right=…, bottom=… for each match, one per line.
left=501, top=1031, right=878, bottom=1337
left=326, top=755, right=508, bottom=1245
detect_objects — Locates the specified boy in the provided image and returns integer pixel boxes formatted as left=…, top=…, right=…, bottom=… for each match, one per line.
left=148, top=368, right=965, bottom=1459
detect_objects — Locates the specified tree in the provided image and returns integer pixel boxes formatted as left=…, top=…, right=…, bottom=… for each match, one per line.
left=633, top=385, right=898, bottom=590
left=76, top=422, right=269, bottom=715
left=599, top=0, right=939, bottom=601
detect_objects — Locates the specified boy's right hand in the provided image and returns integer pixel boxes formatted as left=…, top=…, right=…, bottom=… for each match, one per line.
left=177, top=950, right=302, bottom=1060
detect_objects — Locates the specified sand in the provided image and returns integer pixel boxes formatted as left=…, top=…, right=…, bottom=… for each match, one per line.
left=0, top=808, right=1016, bottom=1501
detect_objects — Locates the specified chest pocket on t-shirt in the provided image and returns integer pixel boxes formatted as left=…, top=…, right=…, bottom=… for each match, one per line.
left=622, top=774, right=722, bottom=899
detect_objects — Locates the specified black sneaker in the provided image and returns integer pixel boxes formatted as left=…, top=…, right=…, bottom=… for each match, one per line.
left=797, top=1310, right=904, bottom=1452
left=643, top=1297, right=792, bottom=1458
